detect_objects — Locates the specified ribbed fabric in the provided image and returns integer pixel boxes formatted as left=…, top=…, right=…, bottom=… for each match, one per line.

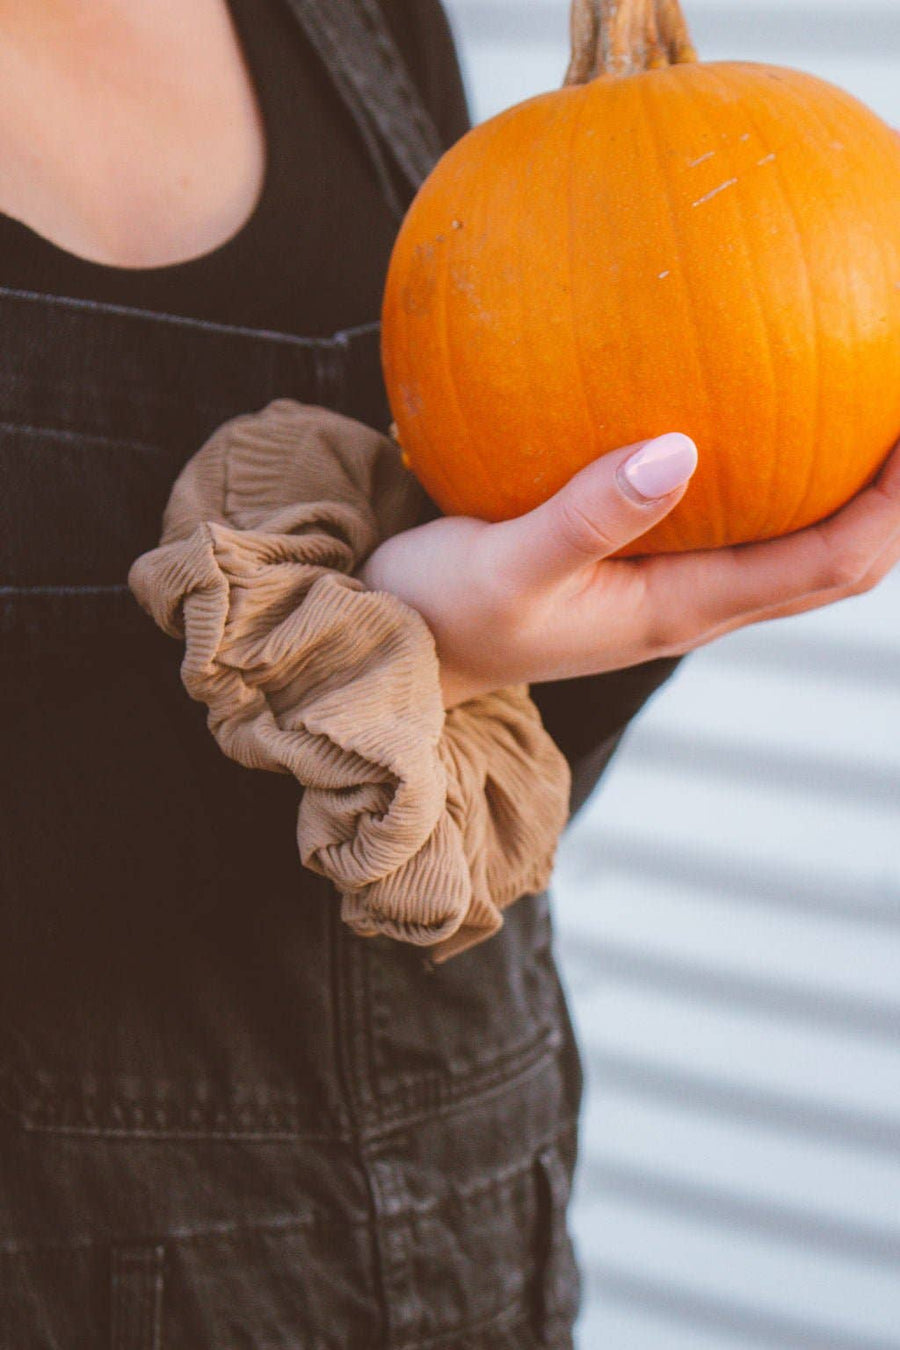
left=129, top=401, right=570, bottom=961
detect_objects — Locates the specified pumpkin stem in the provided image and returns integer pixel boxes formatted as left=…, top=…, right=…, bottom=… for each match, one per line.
left=564, top=0, right=698, bottom=83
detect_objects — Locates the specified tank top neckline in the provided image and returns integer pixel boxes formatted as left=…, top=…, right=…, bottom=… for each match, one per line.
left=0, top=0, right=280, bottom=280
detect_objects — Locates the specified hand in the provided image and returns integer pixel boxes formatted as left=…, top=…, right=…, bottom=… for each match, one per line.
left=359, top=432, right=900, bottom=708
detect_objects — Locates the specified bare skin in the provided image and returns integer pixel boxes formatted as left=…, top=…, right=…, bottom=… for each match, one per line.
left=3, top=3, right=898, bottom=706
left=360, top=432, right=900, bottom=708
left=0, top=0, right=266, bottom=267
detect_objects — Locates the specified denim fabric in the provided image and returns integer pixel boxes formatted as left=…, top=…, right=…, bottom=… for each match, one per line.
left=281, top=0, right=445, bottom=219
left=0, top=5, right=682, bottom=1343
left=0, top=281, right=584, bottom=1349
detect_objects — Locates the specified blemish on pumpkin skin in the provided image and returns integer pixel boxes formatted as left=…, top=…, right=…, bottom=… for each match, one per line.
left=412, top=241, right=436, bottom=271
left=756, top=153, right=776, bottom=167
left=449, top=263, right=494, bottom=325
left=691, top=177, right=739, bottom=208
left=402, top=261, right=437, bottom=316
left=658, top=270, right=670, bottom=279
left=401, top=386, right=422, bottom=418
left=687, top=150, right=716, bottom=168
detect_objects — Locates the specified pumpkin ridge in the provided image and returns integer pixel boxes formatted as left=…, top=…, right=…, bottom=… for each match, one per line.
left=566, top=88, right=605, bottom=504
left=768, top=68, right=887, bottom=532
left=790, top=74, right=859, bottom=533
left=688, top=67, right=782, bottom=542
left=435, top=174, right=498, bottom=518
left=516, top=94, right=572, bottom=518
left=721, top=67, right=824, bottom=537
left=637, top=70, right=720, bottom=549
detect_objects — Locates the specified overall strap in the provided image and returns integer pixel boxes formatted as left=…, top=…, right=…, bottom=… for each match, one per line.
left=280, top=0, right=445, bottom=220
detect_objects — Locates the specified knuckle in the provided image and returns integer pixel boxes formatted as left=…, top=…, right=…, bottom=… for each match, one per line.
left=635, top=585, right=691, bottom=658
left=872, top=475, right=900, bottom=510
left=825, top=548, right=870, bottom=593
left=650, top=620, right=693, bottom=658
left=809, top=530, right=870, bottom=593
left=852, top=568, right=878, bottom=597
left=639, top=615, right=673, bottom=656
left=556, top=496, right=618, bottom=561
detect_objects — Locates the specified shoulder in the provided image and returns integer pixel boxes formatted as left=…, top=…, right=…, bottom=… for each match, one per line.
left=377, top=0, right=472, bottom=147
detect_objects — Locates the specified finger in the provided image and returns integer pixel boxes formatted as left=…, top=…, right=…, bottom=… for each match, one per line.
left=484, top=432, right=698, bottom=592
left=643, top=434, right=900, bottom=641
left=684, top=520, right=900, bottom=649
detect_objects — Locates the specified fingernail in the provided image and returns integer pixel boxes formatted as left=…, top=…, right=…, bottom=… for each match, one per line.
left=619, top=433, right=698, bottom=501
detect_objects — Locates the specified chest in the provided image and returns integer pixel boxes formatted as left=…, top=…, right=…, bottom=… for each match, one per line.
left=0, top=0, right=266, bottom=268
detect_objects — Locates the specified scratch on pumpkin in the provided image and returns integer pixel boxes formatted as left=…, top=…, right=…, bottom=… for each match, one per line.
left=688, top=150, right=716, bottom=168
left=692, top=177, right=738, bottom=208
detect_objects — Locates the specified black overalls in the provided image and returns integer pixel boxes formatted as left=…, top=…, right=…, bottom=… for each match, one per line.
left=0, top=3, right=677, bottom=1346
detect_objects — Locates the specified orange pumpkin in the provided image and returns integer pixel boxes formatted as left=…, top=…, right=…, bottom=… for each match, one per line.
left=382, top=0, right=900, bottom=554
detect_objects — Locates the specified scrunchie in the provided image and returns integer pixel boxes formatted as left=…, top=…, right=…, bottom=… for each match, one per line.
left=129, top=400, right=570, bottom=962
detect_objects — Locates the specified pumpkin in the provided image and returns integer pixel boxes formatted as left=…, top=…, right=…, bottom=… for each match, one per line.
left=381, top=0, right=900, bottom=554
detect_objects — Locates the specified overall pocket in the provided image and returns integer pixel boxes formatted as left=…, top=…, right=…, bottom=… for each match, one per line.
left=0, top=620, right=343, bottom=1140
left=366, top=1114, right=581, bottom=1350
left=0, top=418, right=344, bottom=1142
left=356, top=890, right=572, bottom=1131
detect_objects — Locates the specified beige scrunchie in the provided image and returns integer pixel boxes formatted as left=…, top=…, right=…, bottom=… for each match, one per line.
left=128, top=400, right=570, bottom=962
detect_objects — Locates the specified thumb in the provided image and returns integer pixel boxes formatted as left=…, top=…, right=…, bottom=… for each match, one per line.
left=489, top=432, right=698, bottom=590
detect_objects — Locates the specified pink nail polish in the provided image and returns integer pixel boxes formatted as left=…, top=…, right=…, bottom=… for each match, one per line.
left=620, top=433, right=698, bottom=500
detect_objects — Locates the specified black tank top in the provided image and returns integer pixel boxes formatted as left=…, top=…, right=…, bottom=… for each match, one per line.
left=0, top=0, right=468, bottom=335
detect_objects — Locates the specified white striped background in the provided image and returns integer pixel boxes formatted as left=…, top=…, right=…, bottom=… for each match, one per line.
left=440, top=4, right=900, bottom=1347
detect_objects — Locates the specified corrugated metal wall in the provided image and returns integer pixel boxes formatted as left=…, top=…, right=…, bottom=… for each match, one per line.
left=439, top=4, right=900, bottom=1346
